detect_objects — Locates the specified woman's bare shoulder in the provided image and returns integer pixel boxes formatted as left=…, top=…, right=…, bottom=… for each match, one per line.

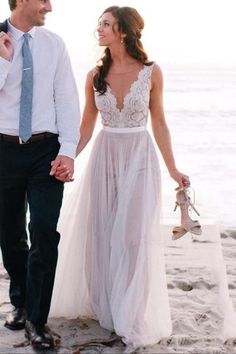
left=88, top=67, right=98, bottom=77
left=86, top=68, right=98, bottom=86
left=150, top=62, right=163, bottom=89
left=151, top=62, right=163, bottom=79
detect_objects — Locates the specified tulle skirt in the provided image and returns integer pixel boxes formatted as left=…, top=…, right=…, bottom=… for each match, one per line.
left=50, top=128, right=172, bottom=347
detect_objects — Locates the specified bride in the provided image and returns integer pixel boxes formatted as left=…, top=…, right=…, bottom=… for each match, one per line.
left=50, top=6, right=189, bottom=347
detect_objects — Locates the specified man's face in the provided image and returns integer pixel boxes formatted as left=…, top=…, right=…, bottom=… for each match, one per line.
left=21, top=0, right=52, bottom=27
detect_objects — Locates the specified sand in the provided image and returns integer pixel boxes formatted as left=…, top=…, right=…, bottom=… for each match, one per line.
left=1, top=224, right=236, bottom=354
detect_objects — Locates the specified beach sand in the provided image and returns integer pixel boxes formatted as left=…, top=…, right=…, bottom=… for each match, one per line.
left=1, top=225, right=236, bottom=354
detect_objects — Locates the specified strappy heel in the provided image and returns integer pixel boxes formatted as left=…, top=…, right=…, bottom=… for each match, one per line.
left=172, top=188, right=202, bottom=240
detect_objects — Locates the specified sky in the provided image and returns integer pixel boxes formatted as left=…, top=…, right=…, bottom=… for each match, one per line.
left=1, top=0, right=236, bottom=71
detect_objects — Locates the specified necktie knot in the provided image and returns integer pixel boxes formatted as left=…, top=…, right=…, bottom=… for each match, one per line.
left=23, top=32, right=31, bottom=40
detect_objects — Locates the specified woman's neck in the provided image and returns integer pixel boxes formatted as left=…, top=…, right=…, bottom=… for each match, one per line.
left=109, top=46, right=139, bottom=72
left=109, top=45, right=129, bottom=64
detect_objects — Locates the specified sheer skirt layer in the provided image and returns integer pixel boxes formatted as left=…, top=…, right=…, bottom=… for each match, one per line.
left=50, top=130, right=172, bottom=346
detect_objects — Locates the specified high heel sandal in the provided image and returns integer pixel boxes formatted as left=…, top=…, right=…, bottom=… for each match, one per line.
left=172, top=188, right=202, bottom=241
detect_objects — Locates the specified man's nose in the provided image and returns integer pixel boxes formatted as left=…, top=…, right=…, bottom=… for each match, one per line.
left=45, top=1, right=52, bottom=12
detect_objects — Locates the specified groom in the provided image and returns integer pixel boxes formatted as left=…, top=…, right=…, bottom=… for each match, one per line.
left=0, top=0, right=80, bottom=349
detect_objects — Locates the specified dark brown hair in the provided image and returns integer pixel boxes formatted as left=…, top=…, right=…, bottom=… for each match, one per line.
left=94, top=6, right=153, bottom=94
left=8, top=0, right=17, bottom=11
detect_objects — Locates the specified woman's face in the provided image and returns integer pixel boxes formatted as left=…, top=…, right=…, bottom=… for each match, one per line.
left=97, top=12, right=121, bottom=47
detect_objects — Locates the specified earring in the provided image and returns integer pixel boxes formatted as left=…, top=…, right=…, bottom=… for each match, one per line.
left=121, top=38, right=124, bottom=44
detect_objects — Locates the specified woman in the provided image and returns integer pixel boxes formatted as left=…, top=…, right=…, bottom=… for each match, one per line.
left=50, top=6, right=190, bottom=347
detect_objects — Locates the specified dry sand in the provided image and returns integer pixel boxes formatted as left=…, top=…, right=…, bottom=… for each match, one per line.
left=1, top=224, right=236, bottom=354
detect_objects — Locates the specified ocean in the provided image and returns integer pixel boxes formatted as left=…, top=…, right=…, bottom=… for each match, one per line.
left=72, top=64, right=236, bottom=229
left=163, top=65, right=236, bottom=229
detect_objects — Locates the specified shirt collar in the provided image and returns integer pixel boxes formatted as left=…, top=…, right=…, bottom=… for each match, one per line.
left=7, top=19, right=36, bottom=41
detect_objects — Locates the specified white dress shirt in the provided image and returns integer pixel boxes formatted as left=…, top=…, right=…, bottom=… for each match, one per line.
left=0, top=21, right=80, bottom=158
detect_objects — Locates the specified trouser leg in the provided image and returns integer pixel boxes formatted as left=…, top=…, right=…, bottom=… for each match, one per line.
left=0, top=141, right=29, bottom=308
left=26, top=138, right=64, bottom=325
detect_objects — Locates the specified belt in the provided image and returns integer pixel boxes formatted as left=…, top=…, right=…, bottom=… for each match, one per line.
left=0, top=132, right=58, bottom=144
left=103, top=126, right=146, bottom=133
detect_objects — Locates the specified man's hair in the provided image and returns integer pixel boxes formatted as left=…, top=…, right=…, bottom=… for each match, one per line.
left=8, top=0, right=17, bottom=11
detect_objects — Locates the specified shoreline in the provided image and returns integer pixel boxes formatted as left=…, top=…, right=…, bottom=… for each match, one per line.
left=1, top=228, right=236, bottom=353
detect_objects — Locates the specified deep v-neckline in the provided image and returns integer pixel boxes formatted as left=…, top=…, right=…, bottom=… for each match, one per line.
left=107, top=65, right=146, bottom=113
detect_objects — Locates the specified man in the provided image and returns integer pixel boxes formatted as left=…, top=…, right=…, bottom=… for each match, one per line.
left=0, top=0, right=80, bottom=349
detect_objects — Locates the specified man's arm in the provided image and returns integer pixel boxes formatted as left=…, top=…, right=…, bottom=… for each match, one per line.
left=49, top=37, right=80, bottom=181
left=54, top=38, right=80, bottom=159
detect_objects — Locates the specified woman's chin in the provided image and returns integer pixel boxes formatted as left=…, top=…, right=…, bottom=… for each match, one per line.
left=98, top=39, right=107, bottom=47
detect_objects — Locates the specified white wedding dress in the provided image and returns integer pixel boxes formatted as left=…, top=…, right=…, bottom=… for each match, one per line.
left=50, top=63, right=172, bottom=347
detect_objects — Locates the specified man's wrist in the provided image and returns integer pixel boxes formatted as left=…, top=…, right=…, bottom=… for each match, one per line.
left=56, top=154, right=74, bottom=161
left=58, top=142, right=77, bottom=159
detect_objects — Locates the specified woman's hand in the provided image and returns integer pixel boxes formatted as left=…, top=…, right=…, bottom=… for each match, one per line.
left=50, top=156, right=74, bottom=183
left=169, top=168, right=190, bottom=190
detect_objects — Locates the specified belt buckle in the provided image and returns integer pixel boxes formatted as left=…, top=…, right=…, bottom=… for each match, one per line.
left=19, top=137, right=27, bottom=144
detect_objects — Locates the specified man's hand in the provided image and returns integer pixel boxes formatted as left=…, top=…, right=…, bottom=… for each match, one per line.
left=50, top=155, right=74, bottom=183
left=0, top=32, right=13, bottom=61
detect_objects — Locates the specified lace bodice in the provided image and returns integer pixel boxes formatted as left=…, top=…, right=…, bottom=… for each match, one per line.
left=95, top=63, right=155, bottom=128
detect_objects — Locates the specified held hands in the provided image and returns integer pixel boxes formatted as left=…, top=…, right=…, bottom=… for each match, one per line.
left=169, top=168, right=190, bottom=190
left=50, top=155, right=74, bottom=183
left=0, top=32, right=13, bottom=61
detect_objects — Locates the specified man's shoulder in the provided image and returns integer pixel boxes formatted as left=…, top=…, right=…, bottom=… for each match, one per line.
left=35, top=27, right=65, bottom=45
left=0, top=20, right=8, bottom=32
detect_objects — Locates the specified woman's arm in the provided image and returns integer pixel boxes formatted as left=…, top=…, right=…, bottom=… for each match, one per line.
left=149, top=64, right=189, bottom=189
left=76, top=70, right=98, bottom=156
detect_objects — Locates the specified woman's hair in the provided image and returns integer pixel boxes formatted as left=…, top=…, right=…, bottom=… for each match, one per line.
left=8, top=0, right=17, bottom=11
left=94, top=6, right=153, bottom=94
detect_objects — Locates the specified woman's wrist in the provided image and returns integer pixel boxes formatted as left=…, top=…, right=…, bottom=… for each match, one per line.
left=168, top=167, right=178, bottom=175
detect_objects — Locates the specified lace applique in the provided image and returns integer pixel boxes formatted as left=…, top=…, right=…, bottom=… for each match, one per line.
left=95, top=64, right=155, bottom=128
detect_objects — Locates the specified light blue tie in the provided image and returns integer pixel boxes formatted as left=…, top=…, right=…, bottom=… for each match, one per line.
left=19, top=33, right=33, bottom=143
